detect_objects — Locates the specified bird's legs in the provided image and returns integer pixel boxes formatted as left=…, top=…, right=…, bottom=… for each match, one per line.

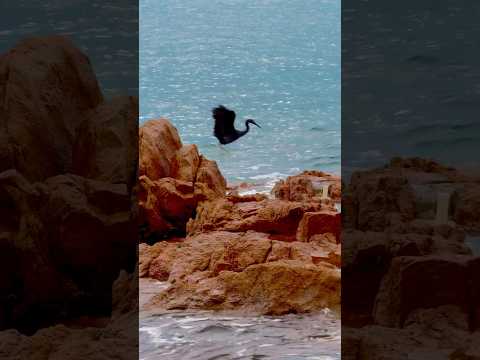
left=218, top=144, right=230, bottom=153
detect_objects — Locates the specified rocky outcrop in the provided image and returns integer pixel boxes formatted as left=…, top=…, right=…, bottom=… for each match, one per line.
left=0, top=36, right=103, bottom=181
left=186, top=197, right=330, bottom=241
left=296, top=210, right=341, bottom=242
left=136, top=114, right=350, bottom=315
left=452, top=184, right=480, bottom=231
left=138, top=119, right=226, bottom=239
left=342, top=158, right=480, bottom=357
left=72, top=96, right=139, bottom=190
left=272, top=170, right=341, bottom=203
left=139, top=119, right=182, bottom=180
left=0, top=36, right=137, bottom=338
left=141, top=231, right=340, bottom=315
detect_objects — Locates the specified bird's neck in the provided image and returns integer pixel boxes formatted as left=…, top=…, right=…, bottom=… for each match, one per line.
left=237, top=120, right=250, bottom=136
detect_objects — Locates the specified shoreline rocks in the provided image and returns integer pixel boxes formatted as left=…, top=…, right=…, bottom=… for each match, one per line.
left=0, top=37, right=137, bottom=335
left=139, top=118, right=342, bottom=316
left=342, top=157, right=480, bottom=358
left=138, top=119, right=226, bottom=241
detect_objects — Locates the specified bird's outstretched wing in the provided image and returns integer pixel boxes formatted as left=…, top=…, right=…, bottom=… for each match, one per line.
left=212, top=105, right=236, bottom=139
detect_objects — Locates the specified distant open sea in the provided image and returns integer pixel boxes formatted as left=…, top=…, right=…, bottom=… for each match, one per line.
left=140, top=0, right=340, bottom=185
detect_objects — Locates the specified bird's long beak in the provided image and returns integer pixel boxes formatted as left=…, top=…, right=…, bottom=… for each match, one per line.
left=251, top=120, right=261, bottom=128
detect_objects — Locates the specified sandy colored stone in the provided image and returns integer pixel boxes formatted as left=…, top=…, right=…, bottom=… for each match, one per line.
left=150, top=260, right=340, bottom=315
left=139, top=119, right=182, bottom=181
left=187, top=197, right=323, bottom=240
left=194, top=156, right=227, bottom=200
left=296, top=210, right=341, bottom=242
left=138, top=176, right=196, bottom=236
left=139, top=242, right=168, bottom=277
left=170, top=144, right=201, bottom=183
left=272, top=170, right=341, bottom=202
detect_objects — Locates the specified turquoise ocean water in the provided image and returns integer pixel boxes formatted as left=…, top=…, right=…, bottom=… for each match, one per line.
left=140, top=0, right=340, bottom=185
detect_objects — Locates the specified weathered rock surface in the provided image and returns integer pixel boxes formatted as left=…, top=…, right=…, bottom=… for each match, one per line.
left=452, top=184, right=480, bottom=231
left=0, top=37, right=137, bottom=343
left=373, top=255, right=480, bottom=329
left=186, top=197, right=329, bottom=241
left=72, top=96, right=139, bottom=189
left=346, top=169, right=416, bottom=231
left=140, top=231, right=340, bottom=315
left=138, top=119, right=226, bottom=239
left=0, top=36, right=103, bottom=181
left=272, top=170, right=341, bottom=203
left=296, top=211, right=341, bottom=242
left=138, top=119, right=182, bottom=181
left=0, top=170, right=136, bottom=332
left=137, top=123, right=342, bottom=315
left=342, top=158, right=480, bottom=357
left=0, top=270, right=138, bottom=360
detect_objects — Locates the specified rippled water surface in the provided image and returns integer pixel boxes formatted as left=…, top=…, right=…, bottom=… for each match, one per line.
left=140, top=311, right=340, bottom=360
left=140, top=280, right=340, bottom=360
left=140, top=0, right=340, bottom=183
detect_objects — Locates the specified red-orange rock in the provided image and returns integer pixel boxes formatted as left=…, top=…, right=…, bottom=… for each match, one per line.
left=452, top=184, right=480, bottom=231
left=0, top=170, right=135, bottom=331
left=0, top=36, right=103, bottom=181
left=139, top=242, right=168, bottom=277
left=373, top=255, right=477, bottom=328
left=194, top=156, right=227, bottom=200
left=272, top=170, right=341, bottom=202
left=138, top=119, right=226, bottom=238
left=187, top=198, right=323, bottom=240
left=170, top=144, right=200, bottom=183
left=296, top=211, right=341, bottom=243
left=141, top=230, right=341, bottom=314
left=148, top=259, right=340, bottom=315
left=347, top=169, right=416, bottom=231
left=72, top=96, right=139, bottom=189
left=138, top=176, right=196, bottom=236
left=139, top=119, right=182, bottom=181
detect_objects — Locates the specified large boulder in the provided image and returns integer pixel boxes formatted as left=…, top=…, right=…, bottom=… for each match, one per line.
left=296, top=210, right=341, bottom=242
left=0, top=36, right=103, bottom=181
left=138, top=176, right=197, bottom=237
left=140, top=231, right=340, bottom=315
left=347, top=169, right=416, bottom=232
left=139, top=119, right=182, bottom=181
left=0, top=170, right=136, bottom=332
left=138, top=119, right=226, bottom=239
left=72, top=96, right=139, bottom=190
left=373, top=255, right=480, bottom=329
left=186, top=197, right=325, bottom=241
left=452, top=184, right=480, bottom=231
left=272, top=170, right=341, bottom=203
left=149, top=259, right=340, bottom=315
